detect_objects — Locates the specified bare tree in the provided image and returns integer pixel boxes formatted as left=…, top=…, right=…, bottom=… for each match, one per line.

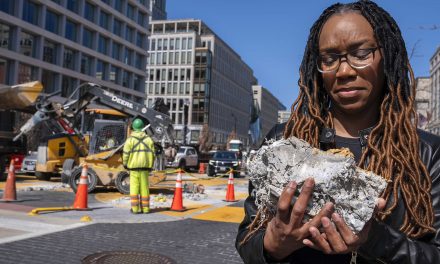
left=198, top=123, right=212, bottom=152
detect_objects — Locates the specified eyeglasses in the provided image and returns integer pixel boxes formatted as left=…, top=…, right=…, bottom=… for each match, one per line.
left=317, top=47, right=380, bottom=73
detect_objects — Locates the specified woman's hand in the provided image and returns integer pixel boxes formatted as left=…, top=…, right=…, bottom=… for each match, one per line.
left=263, top=178, right=334, bottom=260
left=303, top=198, right=386, bottom=254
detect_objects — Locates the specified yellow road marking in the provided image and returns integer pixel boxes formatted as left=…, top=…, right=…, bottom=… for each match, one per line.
left=192, top=206, right=244, bottom=223
left=159, top=204, right=213, bottom=217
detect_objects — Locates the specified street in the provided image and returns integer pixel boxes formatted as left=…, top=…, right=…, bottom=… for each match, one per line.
left=0, top=172, right=248, bottom=263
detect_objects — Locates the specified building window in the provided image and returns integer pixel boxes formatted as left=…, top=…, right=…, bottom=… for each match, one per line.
left=188, top=38, right=193, bottom=49
left=136, top=32, right=144, bottom=48
left=96, top=60, right=107, bottom=80
left=100, top=11, right=110, bottom=31
left=82, top=28, right=94, bottom=49
left=134, top=75, right=141, bottom=91
left=98, top=35, right=108, bottom=55
left=43, top=40, right=57, bottom=64
left=0, top=0, right=14, bottom=15
left=137, top=11, right=146, bottom=27
left=61, top=75, right=75, bottom=97
left=0, top=23, right=11, bottom=50
left=66, top=0, right=79, bottom=13
left=125, top=26, right=134, bottom=42
left=113, top=18, right=122, bottom=37
left=157, top=39, right=162, bottom=51
left=170, top=38, right=174, bottom=50
left=163, top=39, right=168, bottom=51
left=126, top=4, right=135, bottom=20
left=182, top=38, right=187, bottom=50
left=175, top=38, right=180, bottom=50
left=63, top=48, right=76, bottom=70
left=22, top=0, right=39, bottom=26
left=19, top=31, right=36, bottom=57
left=187, top=51, right=192, bottom=64
left=65, top=19, right=77, bottom=42
left=0, top=57, right=7, bottom=83
left=113, top=0, right=122, bottom=11
left=135, top=53, right=142, bottom=69
left=45, top=9, right=60, bottom=34
left=122, top=71, right=129, bottom=87
left=124, top=48, right=133, bottom=65
left=41, top=70, right=56, bottom=93
left=110, top=65, right=119, bottom=83
left=18, top=63, right=37, bottom=83
left=80, top=54, right=93, bottom=75
left=84, top=2, right=96, bottom=22
left=112, top=42, right=121, bottom=60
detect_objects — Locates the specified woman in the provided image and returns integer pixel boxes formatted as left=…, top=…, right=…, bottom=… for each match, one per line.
left=236, top=1, right=440, bottom=263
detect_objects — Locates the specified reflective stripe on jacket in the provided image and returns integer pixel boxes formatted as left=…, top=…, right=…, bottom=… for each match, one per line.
left=122, top=131, right=155, bottom=170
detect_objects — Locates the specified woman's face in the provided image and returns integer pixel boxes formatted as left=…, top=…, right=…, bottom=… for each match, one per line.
left=318, top=12, right=385, bottom=116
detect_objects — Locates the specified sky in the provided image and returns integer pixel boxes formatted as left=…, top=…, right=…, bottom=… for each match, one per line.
left=167, top=0, right=440, bottom=109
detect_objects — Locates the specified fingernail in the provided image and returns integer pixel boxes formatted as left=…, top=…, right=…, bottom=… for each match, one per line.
left=288, top=181, right=297, bottom=188
left=332, top=213, right=340, bottom=221
left=322, top=217, right=330, bottom=227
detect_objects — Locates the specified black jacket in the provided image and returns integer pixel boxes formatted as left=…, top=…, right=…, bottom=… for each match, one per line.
left=236, top=123, right=440, bottom=263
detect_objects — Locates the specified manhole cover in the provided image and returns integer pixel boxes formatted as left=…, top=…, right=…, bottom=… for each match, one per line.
left=82, top=251, right=177, bottom=264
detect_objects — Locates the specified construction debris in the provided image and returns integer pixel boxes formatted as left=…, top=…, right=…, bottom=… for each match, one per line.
left=248, top=137, right=387, bottom=233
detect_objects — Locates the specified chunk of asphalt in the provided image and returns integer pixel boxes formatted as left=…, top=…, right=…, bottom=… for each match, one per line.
left=248, top=137, right=387, bottom=233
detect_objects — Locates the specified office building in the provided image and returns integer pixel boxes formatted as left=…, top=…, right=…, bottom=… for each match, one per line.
left=0, top=0, right=150, bottom=102
left=428, top=46, right=440, bottom=134
left=252, top=85, right=285, bottom=143
left=278, top=110, right=291, bottom=124
left=415, top=77, right=431, bottom=130
left=149, top=0, right=166, bottom=21
left=146, top=19, right=256, bottom=146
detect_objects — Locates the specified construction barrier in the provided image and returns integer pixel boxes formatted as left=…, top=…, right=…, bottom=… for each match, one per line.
left=1, top=160, right=17, bottom=202
left=170, top=168, right=185, bottom=211
left=73, top=164, right=89, bottom=210
left=198, top=162, right=206, bottom=174
left=223, top=169, right=238, bottom=202
left=29, top=164, right=92, bottom=215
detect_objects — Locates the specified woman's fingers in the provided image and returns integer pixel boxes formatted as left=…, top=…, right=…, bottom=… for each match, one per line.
left=290, top=178, right=315, bottom=226
left=331, top=213, right=357, bottom=246
left=276, top=181, right=298, bottom=224
left=321, top=217, right=348, bottom=252
left=304, top=226, right=332, bottom=254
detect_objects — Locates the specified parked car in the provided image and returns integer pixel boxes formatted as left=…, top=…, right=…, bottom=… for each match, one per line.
left=20, top=151, right=37, bottom=175
left=207, top=151, right=240, bottom=177
left=167, top=146, right=199, bottom=170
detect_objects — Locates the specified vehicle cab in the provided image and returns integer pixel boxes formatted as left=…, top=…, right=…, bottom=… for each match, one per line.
left=168, top=146, right=198, bottom=170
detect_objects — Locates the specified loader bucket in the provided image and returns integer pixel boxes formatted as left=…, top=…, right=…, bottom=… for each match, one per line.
left=0, top=81, right=43, bottom=110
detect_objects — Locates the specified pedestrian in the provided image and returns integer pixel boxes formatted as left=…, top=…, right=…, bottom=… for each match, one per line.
left=122, top=118, right=155, bottom=214
left=236, top=1, right=440, bottom=263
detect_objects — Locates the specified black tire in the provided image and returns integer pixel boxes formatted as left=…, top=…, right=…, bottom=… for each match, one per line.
left=69, top=166, right=98, bottom=193
left=115, top=171, right=130, bottom=195
left=35, top=171, right=52, bottom=181
left=0, top=158, right=6, bottom=181
left=207, top=165, right=214, bottom=177
left=61, top=159, right=76, bottom=184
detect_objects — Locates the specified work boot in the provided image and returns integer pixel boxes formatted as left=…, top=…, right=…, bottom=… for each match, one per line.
left=142, top=208, right=150, bottom=214
left=130, top=208, right=141, bottom=214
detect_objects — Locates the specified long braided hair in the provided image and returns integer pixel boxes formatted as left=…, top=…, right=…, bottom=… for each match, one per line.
left=243, top=0, right=434, bottom=243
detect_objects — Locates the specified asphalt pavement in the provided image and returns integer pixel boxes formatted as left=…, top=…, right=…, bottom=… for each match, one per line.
left=0, top=172, right=249, bottom=263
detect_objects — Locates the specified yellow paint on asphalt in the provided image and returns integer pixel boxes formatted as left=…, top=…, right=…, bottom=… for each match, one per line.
left=192, top=207, right=245, bottom=223
left=95, top=192, right=125, bottom=203
left=159, top=204, right=213, bottom=217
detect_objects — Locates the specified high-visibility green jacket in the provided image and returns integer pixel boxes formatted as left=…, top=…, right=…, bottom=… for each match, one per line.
left=122, top=131, right=155, bottom=170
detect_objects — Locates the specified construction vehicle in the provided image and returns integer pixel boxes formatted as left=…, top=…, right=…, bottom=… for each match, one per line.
left=2, top=81, right=174, bottom=194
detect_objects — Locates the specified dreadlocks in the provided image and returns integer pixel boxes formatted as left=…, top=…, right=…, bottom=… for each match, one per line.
left=244, top=0, right=434, bottom=242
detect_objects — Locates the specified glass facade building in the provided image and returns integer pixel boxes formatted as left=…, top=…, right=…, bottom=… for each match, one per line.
left=0, top=0, right=150, bottom=102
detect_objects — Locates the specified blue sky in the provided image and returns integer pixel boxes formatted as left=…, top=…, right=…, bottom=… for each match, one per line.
left=168, top=0, right=440, bottom=108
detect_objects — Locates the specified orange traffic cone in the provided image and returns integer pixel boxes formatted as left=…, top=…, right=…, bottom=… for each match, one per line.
left=73, top=164, right=89, bottom=210
left=1, top=160, right=17, bottom=202
left=224, top=170, right=238, bottom=202
left=170, top=168, right=185, bottom=211
left=198, top=163, right=206, bottom=174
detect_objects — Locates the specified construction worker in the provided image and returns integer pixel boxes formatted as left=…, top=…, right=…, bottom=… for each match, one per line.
left=122, top=118, right=155, bottom=214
